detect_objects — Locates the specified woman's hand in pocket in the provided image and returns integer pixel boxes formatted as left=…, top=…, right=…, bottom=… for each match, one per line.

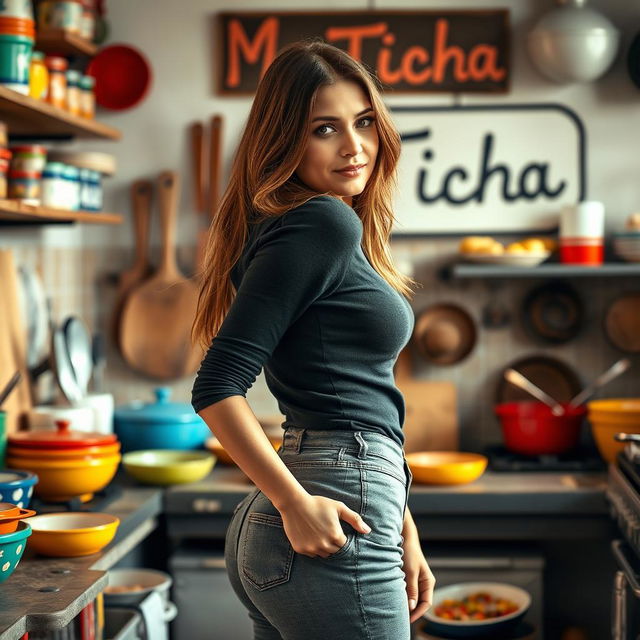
left=278, top=493, right=371, bottom=558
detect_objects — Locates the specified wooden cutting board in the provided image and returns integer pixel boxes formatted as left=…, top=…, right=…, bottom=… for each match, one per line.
left=0, top=250, right=32, bottom=433
left=394, top=345, right=458, bottom=452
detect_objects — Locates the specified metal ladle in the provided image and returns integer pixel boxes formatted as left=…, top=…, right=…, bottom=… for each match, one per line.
left=504, top=368, right=565, bottom=416
left=567, top=358, right=631, bottom=409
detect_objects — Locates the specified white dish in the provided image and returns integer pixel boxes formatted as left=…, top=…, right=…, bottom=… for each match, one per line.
left=460, top=252, right=550, bottom=267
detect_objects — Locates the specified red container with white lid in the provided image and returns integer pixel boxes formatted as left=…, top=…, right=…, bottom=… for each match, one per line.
left=559, top=201, right=605, bottom=265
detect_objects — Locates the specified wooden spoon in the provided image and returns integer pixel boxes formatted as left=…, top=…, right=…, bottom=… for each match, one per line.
left=119, top=171, right=203, bottom=379
left=112, top=180, right=152, bottom=349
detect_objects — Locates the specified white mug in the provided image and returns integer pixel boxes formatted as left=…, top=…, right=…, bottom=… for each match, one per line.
left=28, top=405, right=95, bottom=432
left=74, top=393, right=115, bottom=435
left=560, top=201, right=605, bottom=238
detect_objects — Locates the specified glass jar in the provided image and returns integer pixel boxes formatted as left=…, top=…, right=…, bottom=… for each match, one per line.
left=79, top=0, right=94, bottom=41
left=65, top=69, right=81, bottom=115
left=44, top=55, right=67, bottom=109
left=79, top=74, right=95, bottom=118
left=48, top=1, right=83, bottom=33
left=29, top=51, right=49, bottom=100
left=89, top=169, right=102, bottom=211
left=79, top=168, right=91, bottom=210
left=8, top=170, right=41, bottom=205
left=63, top=164, right=80, bottom=210
left=41, top=161, right=68, bottom=209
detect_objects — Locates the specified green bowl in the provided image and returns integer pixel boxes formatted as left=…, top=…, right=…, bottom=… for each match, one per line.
left=122, top=450, right=216, bottom=485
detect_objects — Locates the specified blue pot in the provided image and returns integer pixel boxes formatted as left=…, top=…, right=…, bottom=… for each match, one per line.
left=114, top=388, right=211, bottom=453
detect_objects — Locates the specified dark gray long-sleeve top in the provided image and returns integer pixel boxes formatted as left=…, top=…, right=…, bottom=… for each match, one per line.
left=191, top=195, right=415, bottom=447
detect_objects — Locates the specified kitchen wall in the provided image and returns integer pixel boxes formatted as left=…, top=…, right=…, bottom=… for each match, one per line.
left=3, top=0, right=640, bottom=450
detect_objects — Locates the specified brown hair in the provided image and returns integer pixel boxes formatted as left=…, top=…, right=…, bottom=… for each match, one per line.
left=192, top=39, right=420, bottom=349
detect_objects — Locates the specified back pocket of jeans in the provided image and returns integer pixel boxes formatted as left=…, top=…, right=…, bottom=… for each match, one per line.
left=241, top=512, right=294, bottom=591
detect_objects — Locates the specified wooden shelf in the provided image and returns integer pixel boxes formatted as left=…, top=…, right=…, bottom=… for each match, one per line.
left=450, top=262, right=640, bottom=279
left=0, top=199, right=122, bottom=224
left=0, top=86, right=120, bottom=140
left=35, top=28, right=98, bottom=57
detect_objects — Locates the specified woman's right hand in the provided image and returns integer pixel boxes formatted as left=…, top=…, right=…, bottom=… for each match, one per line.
left=278, top=493, right=372, bottom=558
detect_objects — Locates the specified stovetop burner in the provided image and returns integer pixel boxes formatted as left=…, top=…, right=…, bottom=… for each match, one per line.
left=29, top=483, right=124, bottom=514
left=617, top=452, right=640, bottom=494
left=484, top=445, right=606, bottom=472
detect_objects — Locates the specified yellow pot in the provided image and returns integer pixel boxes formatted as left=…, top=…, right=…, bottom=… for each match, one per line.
left=405, top=452, right=488, bottom=485
left=25, top=512, right=119, bottom=557
left=122, top=450, right=215, bottom=485
left=588, top=398, right=640, bottom=463
left=6, top=454, right=121, bottom=502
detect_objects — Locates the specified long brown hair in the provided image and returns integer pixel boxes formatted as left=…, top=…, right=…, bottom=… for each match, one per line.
left=192, top=39, right=420, bottom=349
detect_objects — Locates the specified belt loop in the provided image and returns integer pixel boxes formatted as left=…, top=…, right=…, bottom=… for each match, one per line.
left=354, top=432, right=368, bottom=459
left=291, top=427, right=304, bottom=454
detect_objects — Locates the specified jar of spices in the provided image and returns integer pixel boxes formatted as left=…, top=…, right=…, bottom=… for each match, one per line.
left=79, top=0, right=94, bottom=41
left=10, top=145, right=47, bottom=173
left=63, top=164, right=80, bottom=210
left=89, top=169, right=102, bottom=211
left=29, top=51, right=49, bottom=100
left=8, top=170, right=41, bottom=205
left=41, top=161, right=68, bottom=209
left=44, top=55, right=67, bottom=109
left=0, top=148, right=12, bottom=198
left=65, top=69, right=81, bottom=115
left=79, top=74, right=95, bottom=118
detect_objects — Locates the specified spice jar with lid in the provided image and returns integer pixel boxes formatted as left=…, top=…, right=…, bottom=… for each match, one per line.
left=8, top=170, right=41, bottom=205
left=63, top=164, right=80, bottom=210
left=79, top=74, right=95, bottom=118
left=44, top=55, right=67, bottom=109
left=29, top=51, right=49, bottom=100
left=41, top=161, right=68, bottom=209
left=65, top=69, right=81, bottom=115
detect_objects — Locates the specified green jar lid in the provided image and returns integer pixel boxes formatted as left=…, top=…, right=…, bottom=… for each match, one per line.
left=79, top=75, right=95, bottom=89
left=42, top=161, right=66, bottom=176
left=31, top=51, right=45, bottom=62
left=63, top=165, right=80, bottom=179
left=66, top=69, right=81, bottom=85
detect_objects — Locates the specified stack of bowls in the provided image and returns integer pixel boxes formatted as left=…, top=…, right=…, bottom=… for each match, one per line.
left=0, top=1, right=35, bottom=95
left=0, top=469, right=38, bottom=508
left=5, top=420, right=121, bottom=502
left=587, top=399, right=640, bottom=463
left=613, top=231, right=640, bottom=263
left=0, top=520, right=31, bottom=583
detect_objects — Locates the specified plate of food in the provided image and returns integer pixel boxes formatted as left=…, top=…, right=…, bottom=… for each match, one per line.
left=421, top=581, right=531, bottom=638
left=459, top=236, right=554, bottom=267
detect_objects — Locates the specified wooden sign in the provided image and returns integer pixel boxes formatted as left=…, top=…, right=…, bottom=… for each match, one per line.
left=390, top=104, right=586, bottom=236
left=217, top=11, right=509, bottom=95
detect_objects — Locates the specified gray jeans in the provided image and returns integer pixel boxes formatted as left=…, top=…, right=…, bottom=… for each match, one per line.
left=224, top=426, right=414, bottom=640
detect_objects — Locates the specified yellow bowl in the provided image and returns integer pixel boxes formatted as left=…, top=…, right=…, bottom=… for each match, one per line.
left=6, top=454, right=121, bottom=502
left=122, top=450, right=215, bottom=485
left=25, top=512, right=119, bottom=557
left=205, top=435, right=281, bottom=465
left=588, top=398, right=640, bottom=463
left=405, top=452, right=488, bottom=485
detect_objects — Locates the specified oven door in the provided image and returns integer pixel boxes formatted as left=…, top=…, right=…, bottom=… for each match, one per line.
left=611, top=539, right=640, bottom=639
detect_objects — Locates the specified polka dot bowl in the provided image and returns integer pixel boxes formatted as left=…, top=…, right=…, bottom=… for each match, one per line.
left=0, top=520, right=32, bottom=584
left=0, top=470, right=38, bottom=508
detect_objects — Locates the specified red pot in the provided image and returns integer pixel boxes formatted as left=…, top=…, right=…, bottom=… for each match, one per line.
left=494, top=401, right=586, bottom=456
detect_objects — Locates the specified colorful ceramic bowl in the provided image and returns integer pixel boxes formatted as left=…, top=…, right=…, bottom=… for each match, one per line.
left=25, top=512, right=119, bottom=557
left=0, top=470, right=37, bottom=508
left=0, top=520, right=31, bottom=583
left=0, top=502, right=35, bottom=533
left=405, top=452, right=488, bottom=485
left=122, top=450, right=215, bottom=485
left=588, top=398, right=640, bottom=463
left=6, top=454, right=120, bottom=502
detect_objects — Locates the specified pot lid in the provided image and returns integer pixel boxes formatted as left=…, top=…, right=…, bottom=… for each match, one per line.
left=114, top=387, right=204, bottom=425
left=8, top=420, right=117, bottom=449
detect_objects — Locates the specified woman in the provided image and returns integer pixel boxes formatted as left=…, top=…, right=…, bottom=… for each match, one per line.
left=191, top=39, right=435, bottom=640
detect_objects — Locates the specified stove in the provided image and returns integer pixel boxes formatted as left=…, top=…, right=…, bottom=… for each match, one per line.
left=28, top=483, right=124, bottom=514
left=484, top=444, right=606, bottom=472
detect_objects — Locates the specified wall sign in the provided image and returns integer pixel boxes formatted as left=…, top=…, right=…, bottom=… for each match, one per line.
left=390, top=104, right=586, bottom=236
left=217, top=11, right=509, bottom=95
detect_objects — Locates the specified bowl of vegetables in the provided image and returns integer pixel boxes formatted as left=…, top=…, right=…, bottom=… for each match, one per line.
left=421, top=582, right=531, bottom=638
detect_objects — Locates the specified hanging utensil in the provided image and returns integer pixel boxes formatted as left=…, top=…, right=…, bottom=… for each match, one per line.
left=568, top=358, right=631, bottom=409
left=51, top=323, right=83, bottom=405
left=91, top=332, right=105, bottom=394
left=504, top=368, right=565, bottom=416
left=191, top=121, right=207, bottom=214
left=62, top=316, right=93, bottom=397
left=0, top=371, right=21, bottom=407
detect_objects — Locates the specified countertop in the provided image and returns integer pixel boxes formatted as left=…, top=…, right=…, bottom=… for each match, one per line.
left=0, top=479, right=163, bottom=640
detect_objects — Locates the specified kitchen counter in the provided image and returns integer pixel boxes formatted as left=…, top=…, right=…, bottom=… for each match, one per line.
left=164, top=465, right=615, bottom=541
left=0, top=478, right=163, bottom=640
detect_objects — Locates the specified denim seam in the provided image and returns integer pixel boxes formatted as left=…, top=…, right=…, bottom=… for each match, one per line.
left=355, top=466, right=372, bottom=640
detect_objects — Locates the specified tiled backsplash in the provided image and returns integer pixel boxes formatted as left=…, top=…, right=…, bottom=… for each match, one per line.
left=10, top=237, right=640, bottom=452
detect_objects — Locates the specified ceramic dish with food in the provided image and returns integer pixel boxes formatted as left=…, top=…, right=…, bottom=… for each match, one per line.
left=461, top=252, right=550, bottom=267
left=405, top=452, right=488, bottom=485
left=24, top=512, right=119, bottom=557
left=122, top=450, right=215, bottom=485
left=422, top=582, right=531, bottom=638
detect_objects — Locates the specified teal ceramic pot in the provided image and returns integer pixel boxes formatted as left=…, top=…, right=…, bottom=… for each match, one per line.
left=114, top=388, right=211, bottom=453
left=0, top=33, right=33, bottom=94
